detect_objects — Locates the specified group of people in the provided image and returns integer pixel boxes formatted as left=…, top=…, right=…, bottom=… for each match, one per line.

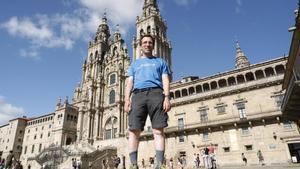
left=241, top=150, right=265, bottom=166
left=71, top=158, right=82, bottom=169
left=0, top=151, right=23, bottom=169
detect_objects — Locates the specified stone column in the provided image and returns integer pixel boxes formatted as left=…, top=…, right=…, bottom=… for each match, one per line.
left=77, top=110, right=84, bottom=142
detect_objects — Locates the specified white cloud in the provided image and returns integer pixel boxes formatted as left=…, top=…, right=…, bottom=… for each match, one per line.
left=235, top=0, right=242, bottom=14
left=0, top=0, right=144, bottom=59
left=174, top=0, right=197, bottom=6
left=0, top=96, right=25, bottom=125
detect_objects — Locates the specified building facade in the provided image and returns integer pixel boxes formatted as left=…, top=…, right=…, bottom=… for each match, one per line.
left=1, top=0, right=300, bottom=168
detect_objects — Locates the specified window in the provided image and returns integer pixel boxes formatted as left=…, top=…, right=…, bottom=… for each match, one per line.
left=241, top=127, right=250, bottom=135
left=34, top=135, right=37, bottom=140
left=19, top=130, right=23, bottom=134
left=104, top=117, right=118, bottom=139
left=39, top=144, right=42, bottom=152
left=40, top=134, right=43, bottom=139
left=105, top=129, right=112, bottom=139
left=245, top=145, right=253, bottom=151
left=18, top=138, right=22, bottom=142
left=274, top=94, right=284, bottom=107
left=223, top=147, right=230, bottom=152
left=49, top=124, right=52, bottom=128
left=178, top=118, right=184, bottom=130
left=110, top=74, right=116, bottom=85
left=48, top=132, right=51, bottom=137
left=31, top=145, right=35, bottom=153
left=216, top=106, right=226, bottom=114
left=237, top=103, right=246, bottom=119
left=109, top=90, right=116, bottom=104
left=28, top=129, right=30, bottom=133
left=24, top=146, right=27, bottom=154
left=200, top=109, right=208, bottom=122
left=203, top=132, right=209, bottom=140
left=283, top=120, right=293, bottom=129
left=179, top=132, right=185, bottom=142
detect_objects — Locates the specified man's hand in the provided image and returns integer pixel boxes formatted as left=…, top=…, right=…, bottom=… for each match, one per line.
left=124, top=99, right=132, bottom=113
left=163, top=97, right=171, bottom=112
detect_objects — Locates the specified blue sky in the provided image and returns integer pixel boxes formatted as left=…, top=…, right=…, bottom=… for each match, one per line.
left=0, top=0, right=297, bottom=125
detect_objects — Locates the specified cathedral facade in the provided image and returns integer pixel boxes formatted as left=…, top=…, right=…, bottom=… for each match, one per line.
left=1, top=0, right=300, bottom=168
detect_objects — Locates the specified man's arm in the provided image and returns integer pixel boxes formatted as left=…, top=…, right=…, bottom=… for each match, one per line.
left=124, top=76, right=133, bottom=113
left=162, top=74, right=171, bottom=112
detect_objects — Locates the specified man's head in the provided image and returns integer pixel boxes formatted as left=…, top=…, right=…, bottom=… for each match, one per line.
left=140, top=34, right=155, bottom=56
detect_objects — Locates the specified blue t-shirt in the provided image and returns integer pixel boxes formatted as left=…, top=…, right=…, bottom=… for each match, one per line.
left=127, top=57, right=171, bottom=90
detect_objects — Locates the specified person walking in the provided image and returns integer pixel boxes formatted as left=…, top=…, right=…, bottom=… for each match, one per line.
left=241, top=153, right=247, bottom=166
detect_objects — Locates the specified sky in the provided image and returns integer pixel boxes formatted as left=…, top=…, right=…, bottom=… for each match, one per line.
left=0, top=0, right=297, bottom=125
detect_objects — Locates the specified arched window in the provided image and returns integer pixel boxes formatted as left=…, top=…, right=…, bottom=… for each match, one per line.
left=237, top=75, right=245, bottom=84
left=265, top=67, right=275, bottom=77
left=104, top=117, right=118, bottom=139
left=110, top=74, right=116, bottom=85
left=188, top=87, right=195, bottom=95
left=203, top=83, right=210, bottom=92
left=175, top=90, right=181, bottom=98
left=275, top=65, right=285, bottom=75
left=182, top=89, right=188, bottom=97
left=218, top=79, right=227, bottom=88
left=196, top=85, right=202, bottom=93
left=140, top=29, right=144, bottom=37
left=109, top=90, right=115, bottom=104
left=113, top=47, right=118, bottom=57
left=245, top=72, right=255, bottom=81
left=147, top=26, right=151, bottom=34
left=210, top=81, right=217, bottom=90
left=255, top=70, right=264, bottom=79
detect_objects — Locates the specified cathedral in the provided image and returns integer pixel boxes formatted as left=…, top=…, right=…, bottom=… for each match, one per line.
left=1, top=0, right=300, bottom=168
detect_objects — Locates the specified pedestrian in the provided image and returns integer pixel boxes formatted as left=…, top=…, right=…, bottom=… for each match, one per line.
left=0, top=159, right=5, bottom=169
left=124, top=34, right=171, bottom=169
left=257, top=150, right=264, bottom=166
left=193, top=153, right=197, bottom=168
left=141, top=158, right=145, bottom=168
left=203, top=147, right=211, bottom=169
left=5, top=150, right=14, bottom=169
left=169, top=157, right=174, bottom=169
left=72, top=158, right=76, bottom=169
left=76, top=159, right=82, bottom=169
left=241, top=153, right=247, bottom=166
left=196, top=154, right=200, bottom=168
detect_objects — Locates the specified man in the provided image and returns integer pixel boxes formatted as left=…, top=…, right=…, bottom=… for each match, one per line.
left=124, top=34, right=171, bottom=169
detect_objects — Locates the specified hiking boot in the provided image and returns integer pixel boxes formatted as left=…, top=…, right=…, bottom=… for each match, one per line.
left=129, top=164, right=139, bottom=169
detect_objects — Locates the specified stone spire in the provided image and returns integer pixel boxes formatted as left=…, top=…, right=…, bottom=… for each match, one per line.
left=235, top=41, right=250, bottom=69
left=95, top=12, right=111, bottom=43
left=133, top=0, right=172, bottom=75
left=114, top=24, right=121, bottom=42
left=142, top=0, right=159, bottom=17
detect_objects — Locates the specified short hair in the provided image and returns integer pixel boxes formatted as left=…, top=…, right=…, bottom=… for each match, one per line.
left=140, top=34, right=155, bottom=46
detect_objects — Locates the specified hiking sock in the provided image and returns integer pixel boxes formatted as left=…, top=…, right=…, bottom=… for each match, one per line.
left=129, top=151, right=138, bottom=165
left=156, top=150, right=164, bottom=165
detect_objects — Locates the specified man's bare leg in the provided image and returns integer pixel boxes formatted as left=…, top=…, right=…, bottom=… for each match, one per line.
left=153, top=128, right=165, bottom=166
left=129, top=130, right=141, bottom=166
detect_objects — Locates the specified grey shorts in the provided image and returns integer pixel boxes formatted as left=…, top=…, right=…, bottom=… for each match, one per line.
left=128, top=88, right=168, bottom=131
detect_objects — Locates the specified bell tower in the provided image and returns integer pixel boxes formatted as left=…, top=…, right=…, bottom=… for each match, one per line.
left=132, top=0, right=172, bottom=72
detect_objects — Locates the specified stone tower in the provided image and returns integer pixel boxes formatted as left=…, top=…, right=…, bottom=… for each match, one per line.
left=132, top=0, right=172, bottom=71
left=72, top=14, right=130, bottom=144
left=235, top=41, right=250, bottom=69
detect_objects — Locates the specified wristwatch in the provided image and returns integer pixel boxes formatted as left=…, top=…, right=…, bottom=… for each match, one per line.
left=164, top=94, right=170, bottom=99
